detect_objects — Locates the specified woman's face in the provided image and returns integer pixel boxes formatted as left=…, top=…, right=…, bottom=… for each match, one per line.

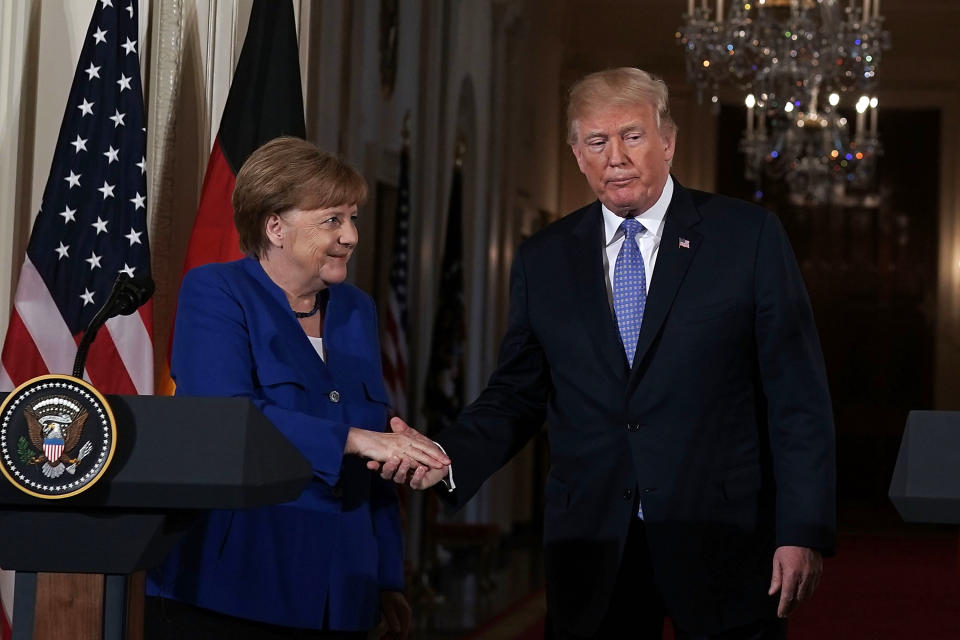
left=277, top=203, right=358, bottom=288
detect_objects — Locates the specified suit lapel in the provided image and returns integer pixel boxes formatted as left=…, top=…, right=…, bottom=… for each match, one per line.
left=630, top=181, right=702, bottom=377
left=567, top=202, right=630, bottom=379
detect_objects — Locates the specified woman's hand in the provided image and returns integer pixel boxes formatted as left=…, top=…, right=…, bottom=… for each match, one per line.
left=345, top=417, right=450, bottom=469
left=377, top=590, right=412, bottom=640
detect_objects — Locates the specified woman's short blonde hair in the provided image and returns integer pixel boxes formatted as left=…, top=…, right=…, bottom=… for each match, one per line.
left=233, top=137, right=368, bottom=257
left=566, top=67, right=677, bottom=145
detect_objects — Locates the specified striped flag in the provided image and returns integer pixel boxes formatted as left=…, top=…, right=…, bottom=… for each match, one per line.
left=381, top=148, right=411, bottom=417
left=0, top=0, right=152, bottom=634
left=0, top=0, right=152, bottom=395
left=178, top=0, right=304, bottom=275
left=157, top=0, right=305, bottom=395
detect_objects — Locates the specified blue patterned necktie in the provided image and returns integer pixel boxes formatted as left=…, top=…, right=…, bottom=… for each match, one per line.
left=613, top=218, right=647, bottom=367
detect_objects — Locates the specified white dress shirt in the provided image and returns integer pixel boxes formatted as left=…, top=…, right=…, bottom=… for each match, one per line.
left=601, top=175, right=673, bottom=311
left=307, top=335, right=326, bottom=361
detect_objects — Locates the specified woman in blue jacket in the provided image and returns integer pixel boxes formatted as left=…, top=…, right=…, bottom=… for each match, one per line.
left=146, top=137, right=449, bottom=639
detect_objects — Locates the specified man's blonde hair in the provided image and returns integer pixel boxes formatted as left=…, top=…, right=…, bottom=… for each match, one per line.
left=566, top=67, right=677, bottom=145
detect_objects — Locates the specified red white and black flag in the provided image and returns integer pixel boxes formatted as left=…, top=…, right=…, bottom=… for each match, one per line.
left=179, top=0, right=305, bottom=274
left=0, top=0, right=153, bottom=395
left=382, top=148, right=412, bottom=417
left=159, top=0, right=305, bottom=394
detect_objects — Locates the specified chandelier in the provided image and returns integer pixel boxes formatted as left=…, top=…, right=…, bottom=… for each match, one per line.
left=677, top=0, right=891, bottom=205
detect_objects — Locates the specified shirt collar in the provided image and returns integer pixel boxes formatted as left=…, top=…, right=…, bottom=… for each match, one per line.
left=601, top=175, right=674, bottom=247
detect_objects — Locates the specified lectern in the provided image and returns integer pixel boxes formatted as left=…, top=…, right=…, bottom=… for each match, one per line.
left=889, top=410, right=960, bottom=524
left=0, top=394, right=312, bottom=640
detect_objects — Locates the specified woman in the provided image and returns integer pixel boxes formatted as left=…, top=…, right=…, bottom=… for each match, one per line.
left=146, top=137, right=448, bottom=639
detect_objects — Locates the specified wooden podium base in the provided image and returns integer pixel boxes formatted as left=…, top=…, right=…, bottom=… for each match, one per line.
left=13, top=572, right=144, bottom=640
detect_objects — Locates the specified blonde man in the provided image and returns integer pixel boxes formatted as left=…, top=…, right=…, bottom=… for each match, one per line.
left=396, top=68, right=835, bottom=640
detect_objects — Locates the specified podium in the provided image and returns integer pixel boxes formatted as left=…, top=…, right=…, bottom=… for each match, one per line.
left=889, top=410, right=960, bottom=524
left=0, top=394, right=312, bottom=640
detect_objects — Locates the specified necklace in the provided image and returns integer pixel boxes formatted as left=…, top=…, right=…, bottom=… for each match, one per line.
left=293, top=293, right=322, bottom=319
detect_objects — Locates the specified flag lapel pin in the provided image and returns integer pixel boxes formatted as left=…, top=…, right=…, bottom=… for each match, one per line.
left=679, top=237, right=690, bottom=249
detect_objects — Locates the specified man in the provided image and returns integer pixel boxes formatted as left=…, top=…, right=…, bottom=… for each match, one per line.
left=395, top=67, right=835, bottom=639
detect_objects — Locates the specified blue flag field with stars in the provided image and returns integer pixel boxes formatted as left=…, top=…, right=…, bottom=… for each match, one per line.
left=28, top=0, right=150, bottom=336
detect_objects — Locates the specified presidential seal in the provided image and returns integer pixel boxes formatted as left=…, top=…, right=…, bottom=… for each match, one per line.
left=0, top=375, right=116, bottom=499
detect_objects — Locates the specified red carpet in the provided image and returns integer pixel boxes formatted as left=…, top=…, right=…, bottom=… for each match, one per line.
left=462, top=532, right=960, bottom=639
left=788, top=532, right=960, bottom=639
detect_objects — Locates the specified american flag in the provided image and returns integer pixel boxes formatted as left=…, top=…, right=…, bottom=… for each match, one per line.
left=0, top=0, right=153, bottom=396
left=381, top=147, right=411, bottom=417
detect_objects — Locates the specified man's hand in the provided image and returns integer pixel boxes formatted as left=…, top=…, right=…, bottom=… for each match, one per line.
left=348, top=417, right=450, bottom=469
left=376, top=457, right=450, bottom=489
left=768, top=545, right=822, bottom=618
left=369, top=419, right=451, bottom=489
left=410, top=465, right=449, bottom=490
left=376, top=590, right=412, bottom=640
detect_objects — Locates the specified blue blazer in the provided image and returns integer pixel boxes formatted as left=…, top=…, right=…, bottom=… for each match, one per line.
left=147, top=257, right=403, bottom=631
left=436, top=181, right=836, bottom=635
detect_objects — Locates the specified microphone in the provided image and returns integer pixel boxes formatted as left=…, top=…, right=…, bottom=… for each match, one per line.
left=72, top=274, right=155, bottom=379
left=107, top=275, right=155, bottom=317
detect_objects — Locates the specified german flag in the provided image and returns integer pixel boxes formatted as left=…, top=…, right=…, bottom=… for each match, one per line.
left=159, top=0, right=305, bottom=394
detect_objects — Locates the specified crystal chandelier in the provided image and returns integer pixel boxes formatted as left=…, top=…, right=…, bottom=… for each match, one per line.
left=677, top=0, right=891, bottom=205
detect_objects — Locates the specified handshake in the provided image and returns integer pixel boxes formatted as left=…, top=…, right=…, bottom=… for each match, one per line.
left=345, top=417, right=451, bottom=490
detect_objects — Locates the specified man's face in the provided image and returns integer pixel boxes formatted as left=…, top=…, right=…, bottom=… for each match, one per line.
left=571, top=102, right=675, bottom=217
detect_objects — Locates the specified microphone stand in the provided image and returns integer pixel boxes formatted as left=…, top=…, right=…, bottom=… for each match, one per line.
left=72, top=274, right=155, bottom=379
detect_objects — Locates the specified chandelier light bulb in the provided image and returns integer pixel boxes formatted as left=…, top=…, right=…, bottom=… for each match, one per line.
left=784, top=102, right=795, bottom=113
left=870, top=96, right=879, bottom=109
left=856, top=100, right=868, bottom=114
left=828, top=93, right=840, bottom=107
left=745, top=94, right=757, bottom=108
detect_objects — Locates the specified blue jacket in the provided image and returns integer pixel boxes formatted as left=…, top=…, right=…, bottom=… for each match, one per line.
left=147, top=257, right=403, bottom=631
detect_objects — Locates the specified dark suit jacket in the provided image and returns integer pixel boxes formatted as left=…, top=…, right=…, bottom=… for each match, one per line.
left=435, top=181, right=836, bottom=635
left=147, top=258, right=403, bottom=631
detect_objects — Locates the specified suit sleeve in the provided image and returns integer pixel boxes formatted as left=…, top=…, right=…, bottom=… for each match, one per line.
left=434, top=246, right=552, bottom=508
left=171, top=266, right=351, bottom=486
left=753, top=212, right=837, bottom=554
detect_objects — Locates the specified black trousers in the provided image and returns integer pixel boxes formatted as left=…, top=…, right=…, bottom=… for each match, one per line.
left=144, top=596, right=367, bottom=640
left=547, top=519, right=787, bottom=640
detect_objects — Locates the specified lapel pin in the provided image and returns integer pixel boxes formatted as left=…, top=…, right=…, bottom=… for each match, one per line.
left=679, top=237, right=690, bottom=249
